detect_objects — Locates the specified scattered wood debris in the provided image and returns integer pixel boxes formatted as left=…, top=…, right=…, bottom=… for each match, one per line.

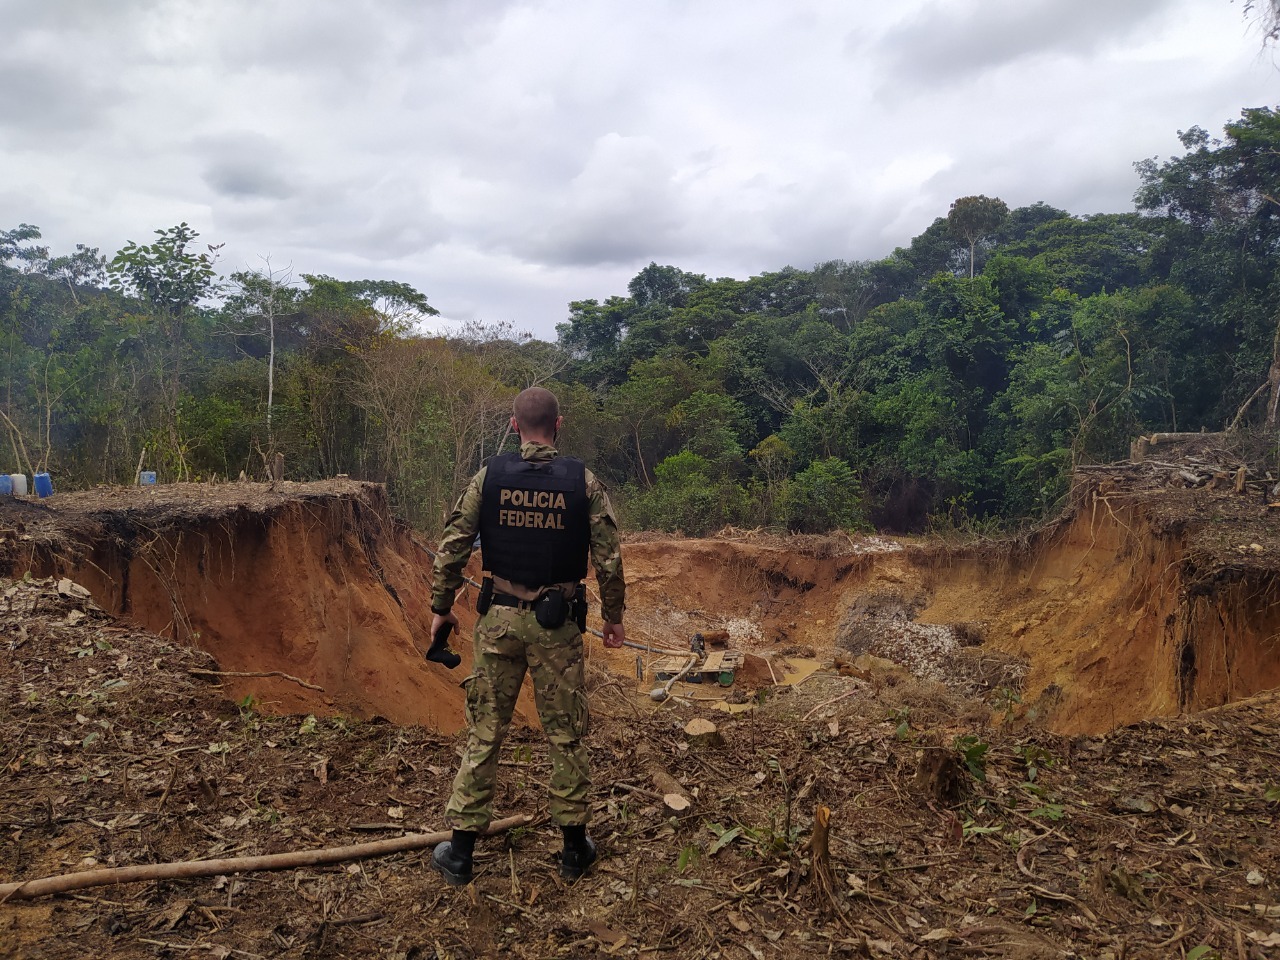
left=2, top=574, right=1278, bottom=957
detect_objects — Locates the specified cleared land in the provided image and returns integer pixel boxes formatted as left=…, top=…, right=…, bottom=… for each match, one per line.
left=1, top=442, right=1278, bottom=958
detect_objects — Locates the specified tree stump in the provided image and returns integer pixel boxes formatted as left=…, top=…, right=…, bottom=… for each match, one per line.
left=914, top=746, right=967, bottom=805
left=646, top=760, right=692, bottom=812
left=663, top=793, right=691, bottom=814
left=683, top=717, right=723, bottom=750
left=811, top=803, right=835, bottom=904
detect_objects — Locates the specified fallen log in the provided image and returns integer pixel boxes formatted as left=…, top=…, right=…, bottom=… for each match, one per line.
left=0, top=813, right=533, bottom=902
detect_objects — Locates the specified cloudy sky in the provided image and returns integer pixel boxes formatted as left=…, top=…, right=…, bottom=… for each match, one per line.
left=2, top=0, right=1275, bottom=339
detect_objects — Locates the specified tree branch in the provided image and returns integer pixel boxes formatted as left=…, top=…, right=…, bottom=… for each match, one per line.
left=0, top=814, right=534, bottom=902
left=187, top=668, right=324, bottom=691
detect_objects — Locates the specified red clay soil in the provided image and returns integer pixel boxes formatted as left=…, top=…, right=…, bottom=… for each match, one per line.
left=0, top=481, right=491, bottom=733
left=5, top=460, right=1278, bottom=740
left=1, top=458, right=1280, bottom=958
left=619, top=481, right=1280, bottom=735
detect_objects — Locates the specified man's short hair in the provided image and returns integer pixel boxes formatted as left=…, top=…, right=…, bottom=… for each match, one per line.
left=513, top=387, right=559, bottom=435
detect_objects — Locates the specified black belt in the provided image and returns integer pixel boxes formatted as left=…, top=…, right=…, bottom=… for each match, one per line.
left=491, top=592, right=538, bottom=611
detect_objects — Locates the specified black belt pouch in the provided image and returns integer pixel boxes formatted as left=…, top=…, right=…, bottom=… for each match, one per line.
left=534, top=589, right=568, bottom=629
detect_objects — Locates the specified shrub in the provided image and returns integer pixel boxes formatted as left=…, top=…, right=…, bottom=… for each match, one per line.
left=781, top=457, right=867, bottom=533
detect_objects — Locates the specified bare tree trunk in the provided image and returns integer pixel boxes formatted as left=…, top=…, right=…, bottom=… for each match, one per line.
left=1265, top=312, right=1280, bottom=427
left=1229, top=379, right=1270, bottom=432
left=633, top=427, right=651, bottom=488
left=267, top=308, right=275, bottom=439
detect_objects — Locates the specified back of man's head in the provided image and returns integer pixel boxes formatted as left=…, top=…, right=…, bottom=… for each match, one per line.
left=513, top=387, right=559, bottom=437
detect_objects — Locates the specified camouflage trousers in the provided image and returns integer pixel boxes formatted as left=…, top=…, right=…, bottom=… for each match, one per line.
left=445, top=605, right=591, bottom=831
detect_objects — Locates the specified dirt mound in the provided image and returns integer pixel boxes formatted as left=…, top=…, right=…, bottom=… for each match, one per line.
left=0, top=481, right=485, bottom=732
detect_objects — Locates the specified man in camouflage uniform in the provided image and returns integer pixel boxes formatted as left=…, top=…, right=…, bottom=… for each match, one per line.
left=428, top=386, right=626, bottom=886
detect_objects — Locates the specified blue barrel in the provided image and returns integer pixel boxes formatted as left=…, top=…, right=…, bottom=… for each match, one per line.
left=34, top=472, right=52, bottom=498
left=139, top=471, right=157, bottom=486
left=0, top=475, right=11, bottom=496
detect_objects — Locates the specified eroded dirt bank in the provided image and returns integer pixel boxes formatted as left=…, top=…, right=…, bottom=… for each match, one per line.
left=0, top=482, right=486, bottom=733
left=620, top=489, right=1280, bottom=735
left=4, top=469, right=1276, bottom=737
left=922, top=499, right=1280, bottom=733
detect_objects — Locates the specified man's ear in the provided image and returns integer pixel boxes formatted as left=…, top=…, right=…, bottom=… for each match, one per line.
left=510, top=415, right=520, bottom=433
left=555, top=416, right=564, bottom=433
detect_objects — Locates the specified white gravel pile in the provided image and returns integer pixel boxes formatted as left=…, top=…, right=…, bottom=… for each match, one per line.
left=837, top=592, right=1027, bottom=694
left=724, top=617, right=763, bottom=643
left=848, top=535, right=904, bottom=555
left=868, top=618, right=962, bottom=684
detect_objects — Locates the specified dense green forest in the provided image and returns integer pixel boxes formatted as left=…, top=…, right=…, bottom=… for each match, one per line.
left=3, top=107, right=1278, bottom=535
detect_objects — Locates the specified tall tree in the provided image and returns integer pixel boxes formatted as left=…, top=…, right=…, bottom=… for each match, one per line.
left=226, top=260, right=299, bottom=440
left=0, top=224, right=49, bottom=273
left=628, top=262, right=706, bottom=308
left=1136, top=109, right=1280, bottom=427
left=948, top=195, right=1009, bottom=278
left=108, top=223, right=222, bottom=478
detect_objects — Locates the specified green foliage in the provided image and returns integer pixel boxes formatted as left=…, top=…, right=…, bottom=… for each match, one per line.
left=622, top=450, right=748, bottom=535
left=4, top=107, right=1279, bottom=536
left=1015, top=743, right=1055, bottom=783
left=961, top=819, right=1002, bottom=840
left=780, top=457, right=867, bottom=533
left=0, top=224, right=49, bottom=270
left=888, top=707, right=913, bottom=741
left=992, top=686, right=1022, bottom=724
left=108, top=224, right=219, bottom=316
left=669, top=390, right=749, bottom=468
left=954, top=734, right=990, bottom=781
left=948, top=195, right=1010, bottom=277
left=1028, top=803, right=1066, bottom=821
left=676, top=842, right=700, bottom=873
left=706, top=822, right=743, bottom=855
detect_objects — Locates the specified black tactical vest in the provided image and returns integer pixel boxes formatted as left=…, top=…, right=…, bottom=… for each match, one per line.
left=479, top=453, right=590, bottom=587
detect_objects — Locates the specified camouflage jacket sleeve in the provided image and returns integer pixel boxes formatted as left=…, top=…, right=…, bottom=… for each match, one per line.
left=430, top=467, right=486, bottom=614
left=587, top=469, right=626, bottom=623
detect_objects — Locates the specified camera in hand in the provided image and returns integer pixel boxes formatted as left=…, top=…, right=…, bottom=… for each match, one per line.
left=426, top=620, right=461, bottom=669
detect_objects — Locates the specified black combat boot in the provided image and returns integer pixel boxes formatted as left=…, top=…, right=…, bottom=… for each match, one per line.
left=560, top=824, right=597, bottom=881
left=431, top=829, right=477, bottom=886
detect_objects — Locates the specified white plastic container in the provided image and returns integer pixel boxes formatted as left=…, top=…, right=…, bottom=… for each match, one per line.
left=9, top=474, right=27, bottom=496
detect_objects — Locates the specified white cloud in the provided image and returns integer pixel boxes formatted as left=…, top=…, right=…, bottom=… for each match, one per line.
left=0, top=0, right=1274, bottom=336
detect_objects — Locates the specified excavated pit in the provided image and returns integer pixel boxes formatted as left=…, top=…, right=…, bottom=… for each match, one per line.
left=0, top=482, right=491, bottom=734
left=3, top=472, right=1278, bottom=736
left=615, top=490, right=1280, bottom=734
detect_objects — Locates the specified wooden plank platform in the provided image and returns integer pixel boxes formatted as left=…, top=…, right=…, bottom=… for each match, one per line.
left=652, top=651, right=744, bottom=676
